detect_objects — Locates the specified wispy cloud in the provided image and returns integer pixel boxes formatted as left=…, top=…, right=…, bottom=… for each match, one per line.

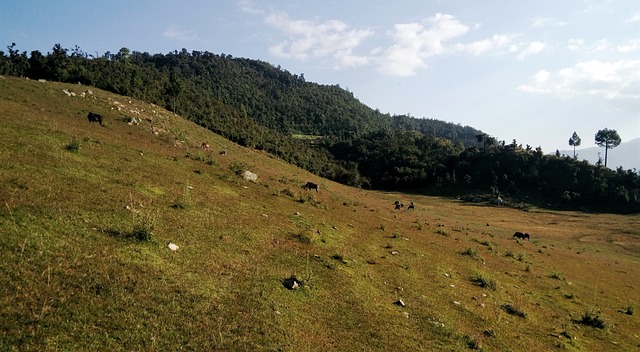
left=264, top=11, right=374, bottom=68
left=517, top=41, right=546, bottom=60
left=626, top=12, right=640, bottom=22
left=567, top=38, right=609, bottom=53
left=532, top=17, right=567, bottom=28
left=518, top=59, right=640, bottom=106
left=163, top=25, right=201, bottom=42
left=455, top=34, right=519, bottom=56
left=618, top=39, right=640, bottom=53
left=242, top=3, right=552, bottom=76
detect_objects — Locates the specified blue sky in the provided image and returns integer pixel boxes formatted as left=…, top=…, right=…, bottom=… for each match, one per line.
left=2, top=0, right=639, bottom=154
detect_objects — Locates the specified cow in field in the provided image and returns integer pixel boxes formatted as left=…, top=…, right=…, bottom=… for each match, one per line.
left=303, top=181, right=320, bottom=192
left=201, top=142, right=210, bottom=149
left=87, top=112, right=103, bottom=125
left=394, top=201, right=404, bottom=209
left=513, top=232, right=530, bottom=240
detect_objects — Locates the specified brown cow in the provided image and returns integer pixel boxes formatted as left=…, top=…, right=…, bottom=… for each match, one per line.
left=201, top=142, right=210, bottom=149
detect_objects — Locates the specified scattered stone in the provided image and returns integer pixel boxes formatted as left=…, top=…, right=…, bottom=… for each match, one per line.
left=394, top=299, right=406, bottom=307
left=241, top=170, right=258, bottom=182
left=453, top=301, right=461, bottom=305
left=167, top=243, right=179, bottom=251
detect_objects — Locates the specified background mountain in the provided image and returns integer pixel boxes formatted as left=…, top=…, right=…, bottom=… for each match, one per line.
left=559, top=138, right=640, bottom=171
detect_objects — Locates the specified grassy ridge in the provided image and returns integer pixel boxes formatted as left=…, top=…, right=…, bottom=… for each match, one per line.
left=1, top=76, right=639, bottom=351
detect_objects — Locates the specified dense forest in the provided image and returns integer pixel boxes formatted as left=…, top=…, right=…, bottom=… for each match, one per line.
left=2, top=43, right=639, bottom=213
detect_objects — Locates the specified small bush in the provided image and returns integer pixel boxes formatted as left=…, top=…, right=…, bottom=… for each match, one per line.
left=549, top=271, right=565, bottom=281
left=65, top=138, right=80, bottom=152
left=501, top=304, right=527, bottom=318
left=128, top=225, right=153, bottom=242
left=230, top=161, right=248, bottom=175
left=470, top=271, right=496, bottom=290
left=331, top=253, right=347, bottom=264
left=577, top=311, right=606, bottom=329
left=435, top=229, right=450, bottom=237
left=461, top=247, right=478, bottom=258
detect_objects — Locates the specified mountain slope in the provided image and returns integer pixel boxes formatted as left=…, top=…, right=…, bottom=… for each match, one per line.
left=1, top=76, right=639, bottom=351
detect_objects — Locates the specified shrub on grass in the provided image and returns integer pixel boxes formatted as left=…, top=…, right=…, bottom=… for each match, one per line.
left=577, top=311, right=606, bottom=329
left=461, top=247, right=478, bottom=258
left=470, top=271, right=496, bottom=290
left=501, top=304, right=527, bottom=318
left=65, top=138, right=80, bottom=152
left=549, top=271, right=565, bottom=280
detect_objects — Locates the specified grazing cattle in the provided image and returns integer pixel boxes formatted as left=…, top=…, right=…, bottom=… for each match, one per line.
left=395, top=202, right=404, bottom=210
left=201, top=142, right=209, bottom=149
left=303, top=181, right=320, bottom=192
left=219, top=150, right=227, bottom=156
left=513, top=232, right=530, bottom=240
left=87, top=112, right=103, bottom=125
left=407, top=202, right=415, bottom=210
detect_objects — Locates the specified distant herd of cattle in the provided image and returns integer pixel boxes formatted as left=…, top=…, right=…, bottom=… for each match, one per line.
left=86, top=111, right=531, bottom=241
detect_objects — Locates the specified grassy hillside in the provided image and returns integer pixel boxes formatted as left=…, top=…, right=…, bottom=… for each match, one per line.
left=1, top=76, right=639, bottom=351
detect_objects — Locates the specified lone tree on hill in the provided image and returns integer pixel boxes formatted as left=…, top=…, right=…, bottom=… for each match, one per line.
left=568, top=131, right=581, bottom=158
left=594, top=128, right=621, bottom=167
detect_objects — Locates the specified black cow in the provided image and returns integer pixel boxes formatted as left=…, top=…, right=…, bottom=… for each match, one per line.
left=303, top=181, right=319, bottom=192
left=407, top=202, right=415, bottom=210
left=513, top=232, right=530, bottom=240
left=87, top=112, right=103, bottom=125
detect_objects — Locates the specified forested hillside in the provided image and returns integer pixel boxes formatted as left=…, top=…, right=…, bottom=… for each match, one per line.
left=1, top=43, right=639, bottom=212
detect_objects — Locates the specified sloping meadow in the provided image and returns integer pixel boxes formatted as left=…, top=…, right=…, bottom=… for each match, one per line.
left=1, top=76, right=639, bottom=351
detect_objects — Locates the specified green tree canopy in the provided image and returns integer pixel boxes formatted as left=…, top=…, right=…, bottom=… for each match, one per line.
left=568, top=131, right=581, bottom=158
left=594, top=128, right=621, bottom=167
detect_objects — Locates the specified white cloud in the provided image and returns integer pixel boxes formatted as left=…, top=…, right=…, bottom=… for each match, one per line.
left=518, top=59, right=640, bottom=106
left=263, top=12, right=373, bottom=68
left=567, top=38, right=609, bottom=53
left=378, top=13, right=469, bottom=76
left=455, top=34, right=519, bottom=56
left=517, top=41, right=546, bottom=60
left=163, top=25, right=200, bottom=41
left=532, top=17, right=566, bottom=28
left=618, top=39, right=640, bottom=53
left=626, top=12, right=640, bottom=22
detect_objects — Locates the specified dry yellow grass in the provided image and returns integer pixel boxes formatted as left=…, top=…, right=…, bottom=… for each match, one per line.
left=1, top=76, right=639, bottom=351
